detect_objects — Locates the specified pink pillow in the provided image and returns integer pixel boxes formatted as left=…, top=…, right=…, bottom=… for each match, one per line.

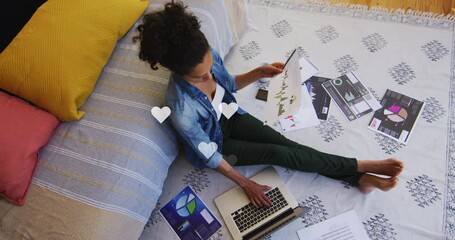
left=0, top=91, right=59, bottom=205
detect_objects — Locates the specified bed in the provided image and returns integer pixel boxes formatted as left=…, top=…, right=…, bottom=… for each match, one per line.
left=0, top=0, right=248, bottom=239
left=141, top=1, right=455, bottom=240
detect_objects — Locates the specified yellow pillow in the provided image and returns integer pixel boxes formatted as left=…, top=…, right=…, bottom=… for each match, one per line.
left=0, top=0, right=148, bottom=121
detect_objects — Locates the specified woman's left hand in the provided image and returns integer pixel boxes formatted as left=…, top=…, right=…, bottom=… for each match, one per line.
left=257, top=62, right=284, bottom=78
left=236, top=62, right=285, bottom=90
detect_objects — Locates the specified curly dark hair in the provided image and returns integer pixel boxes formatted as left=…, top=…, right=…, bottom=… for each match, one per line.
left=133, top=1, right=209, bottom=76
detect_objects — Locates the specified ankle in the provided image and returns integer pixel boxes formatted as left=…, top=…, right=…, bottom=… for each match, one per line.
left=357, top=160, right=367, bottom=172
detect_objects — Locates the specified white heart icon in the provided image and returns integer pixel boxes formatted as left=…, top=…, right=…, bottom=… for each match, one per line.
left=198, top=142, right=218, bottom=159
left=218, top=102, right=238, bottom=119
left=151, top=106, right=171, bottom=123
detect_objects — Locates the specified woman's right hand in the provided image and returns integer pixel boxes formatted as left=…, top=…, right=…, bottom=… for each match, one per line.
left=215, top=159, right=272, bottom=208
left=256, top=62, right=284, bottom=78
left=240, top=179, right=272, bottom=208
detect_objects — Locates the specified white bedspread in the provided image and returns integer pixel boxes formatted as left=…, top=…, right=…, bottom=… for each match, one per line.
left=141, top=1, right=455, bottom=239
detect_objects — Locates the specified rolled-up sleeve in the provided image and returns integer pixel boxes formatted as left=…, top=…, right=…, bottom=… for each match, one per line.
left=205, top=151, right=222, bottom=169
left=229, top=74, right=238, bottom=92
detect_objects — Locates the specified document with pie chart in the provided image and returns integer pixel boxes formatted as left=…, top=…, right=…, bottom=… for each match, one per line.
left=159, top=186, right=221, bottom=240
left=367, top=89, right=425, bottom=144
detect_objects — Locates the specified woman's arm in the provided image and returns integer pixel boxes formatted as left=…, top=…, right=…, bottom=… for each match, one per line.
left=235, top=62, right=284, bottom=90
left=215, top=159, right=272, bottom=208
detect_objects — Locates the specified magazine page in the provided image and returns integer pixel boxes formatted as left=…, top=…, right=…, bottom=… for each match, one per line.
left=299, top=56, right=319, bottom=83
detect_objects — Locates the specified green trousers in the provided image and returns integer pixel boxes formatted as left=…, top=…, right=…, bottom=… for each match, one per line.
left=219, top=113, right=364, bottom=186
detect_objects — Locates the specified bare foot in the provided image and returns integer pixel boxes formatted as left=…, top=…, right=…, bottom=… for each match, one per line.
left=358, top=174, right=399, bottom=193
left=357, top=158, right=403, bottom=177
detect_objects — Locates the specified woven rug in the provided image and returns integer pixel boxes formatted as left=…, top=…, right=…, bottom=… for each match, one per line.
left=140, top=1, right=455, bottom=239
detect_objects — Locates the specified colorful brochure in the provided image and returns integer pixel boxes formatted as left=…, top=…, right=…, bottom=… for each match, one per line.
left=367, top=89, right=425, bottom=144
left=160, top=186, right=222, bottom=240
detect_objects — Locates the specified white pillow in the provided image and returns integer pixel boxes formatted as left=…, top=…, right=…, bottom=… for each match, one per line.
left=148, top=0, right=249, bottom=58
left=222, top=0, right=249, bottom=47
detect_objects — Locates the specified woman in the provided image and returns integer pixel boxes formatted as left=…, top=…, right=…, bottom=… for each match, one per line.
left=134, top=1, right=403, bottom=208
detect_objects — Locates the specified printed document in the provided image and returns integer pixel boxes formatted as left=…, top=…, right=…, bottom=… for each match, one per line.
left=297, top=209, right=370, bottom=240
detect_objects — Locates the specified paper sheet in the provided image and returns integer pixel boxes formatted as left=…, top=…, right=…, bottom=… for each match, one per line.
left=321, top=72, right=381, bottom=121
left=304, top=76, right=332, bottom=120
left=299, top=57, right=319, bottom=83
left=264, top=50, right=302, bottom=124
left=297, top=209, right=370, bottom=240
left=367, top=89, right=425, bottom=144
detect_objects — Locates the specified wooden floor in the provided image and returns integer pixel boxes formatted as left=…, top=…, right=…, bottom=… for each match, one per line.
left=328, top=0, right=454, bottom=15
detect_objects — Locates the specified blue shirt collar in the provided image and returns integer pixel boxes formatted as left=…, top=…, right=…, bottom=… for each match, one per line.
left=172, top=73, right=203, bottom=99
left=172, top=70, right=221, bottom=99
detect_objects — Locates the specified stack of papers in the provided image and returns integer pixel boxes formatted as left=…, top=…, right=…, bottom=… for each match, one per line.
left=279, top=84, right=320, bottom=132
left=278, top=56, right=322, bottom=132
left=263, top=50, right=385, bottom=133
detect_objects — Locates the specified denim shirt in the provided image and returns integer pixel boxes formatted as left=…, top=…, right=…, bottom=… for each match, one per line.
left=165, top=48, right=246, bottom=169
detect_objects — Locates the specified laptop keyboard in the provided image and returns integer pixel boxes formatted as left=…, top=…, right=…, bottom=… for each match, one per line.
left=230, top=187, right=289, bottom=233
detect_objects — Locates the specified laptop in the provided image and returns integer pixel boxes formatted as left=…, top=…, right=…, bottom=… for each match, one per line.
left=214, top=167, right=310, bottom=240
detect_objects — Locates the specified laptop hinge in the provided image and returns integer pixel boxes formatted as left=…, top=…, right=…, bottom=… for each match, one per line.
left=242, top=207, right=303, bottom=240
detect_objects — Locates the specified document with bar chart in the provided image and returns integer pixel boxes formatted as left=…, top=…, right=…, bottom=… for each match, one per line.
left=367, top=89, right=425, bottom=144
left=160, top=186, right=221, bottom=240
left=322, top=72, right=382, bottom=121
